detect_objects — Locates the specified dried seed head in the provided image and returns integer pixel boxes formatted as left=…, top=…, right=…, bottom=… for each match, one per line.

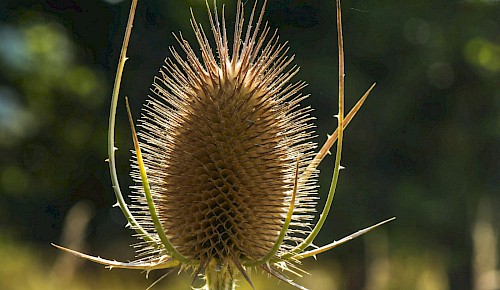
left=131, top=0, right=317, bottom=269
left=53, top=1, right=389, bottom=288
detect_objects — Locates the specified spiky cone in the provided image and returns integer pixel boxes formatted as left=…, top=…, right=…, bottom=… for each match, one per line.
left=132, top=0, right=317, bottom=285
left=53, top=0, right=395, bottom=289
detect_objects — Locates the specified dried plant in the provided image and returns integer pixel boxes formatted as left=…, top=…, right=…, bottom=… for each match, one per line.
left=54, top=0, right=394, bottom=289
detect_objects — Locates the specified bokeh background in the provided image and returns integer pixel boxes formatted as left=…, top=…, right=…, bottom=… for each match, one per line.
left=0, top=0, right=498, bottom=289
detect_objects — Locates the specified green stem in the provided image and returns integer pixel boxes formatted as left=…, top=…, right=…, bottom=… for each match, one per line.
left=204, top=260, right=235, bottom=290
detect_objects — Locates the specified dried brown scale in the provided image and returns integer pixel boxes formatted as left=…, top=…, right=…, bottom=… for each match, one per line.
left=130, top=0, right=317, bottom=268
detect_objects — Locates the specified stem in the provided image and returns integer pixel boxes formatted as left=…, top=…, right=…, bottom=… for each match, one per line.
left=204, top=260, right=235, bottom=290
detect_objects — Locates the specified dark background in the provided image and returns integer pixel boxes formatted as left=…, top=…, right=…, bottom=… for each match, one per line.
left=0, top=0, right=498, bottom=289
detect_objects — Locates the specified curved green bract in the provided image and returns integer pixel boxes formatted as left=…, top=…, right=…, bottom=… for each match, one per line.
left=282, top=119, right=343, bottom=259
left=107, top=0, right=159, bottom=248
left=281, top=0, right=346, bottom=259
left=244, top=156, right=300, bottom=267
left=125, top=98, right=196, bottom=266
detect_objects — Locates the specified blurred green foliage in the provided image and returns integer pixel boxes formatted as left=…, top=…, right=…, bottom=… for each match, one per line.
left=0, top=0, right=498, bottom=289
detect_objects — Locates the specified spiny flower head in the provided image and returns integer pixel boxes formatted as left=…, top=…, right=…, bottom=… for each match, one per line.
left=53, top=0, right=392, bottom=289
left=133, top=0, right=317, bottom=266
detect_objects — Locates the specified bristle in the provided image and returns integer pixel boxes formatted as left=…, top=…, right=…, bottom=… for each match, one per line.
left=131, top=0, right=317, bottom=269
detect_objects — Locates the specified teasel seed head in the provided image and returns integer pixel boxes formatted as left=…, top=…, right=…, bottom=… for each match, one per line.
left=52, top=0, right=394, bottom=288
left=131, top=0, right=318, bottom=269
